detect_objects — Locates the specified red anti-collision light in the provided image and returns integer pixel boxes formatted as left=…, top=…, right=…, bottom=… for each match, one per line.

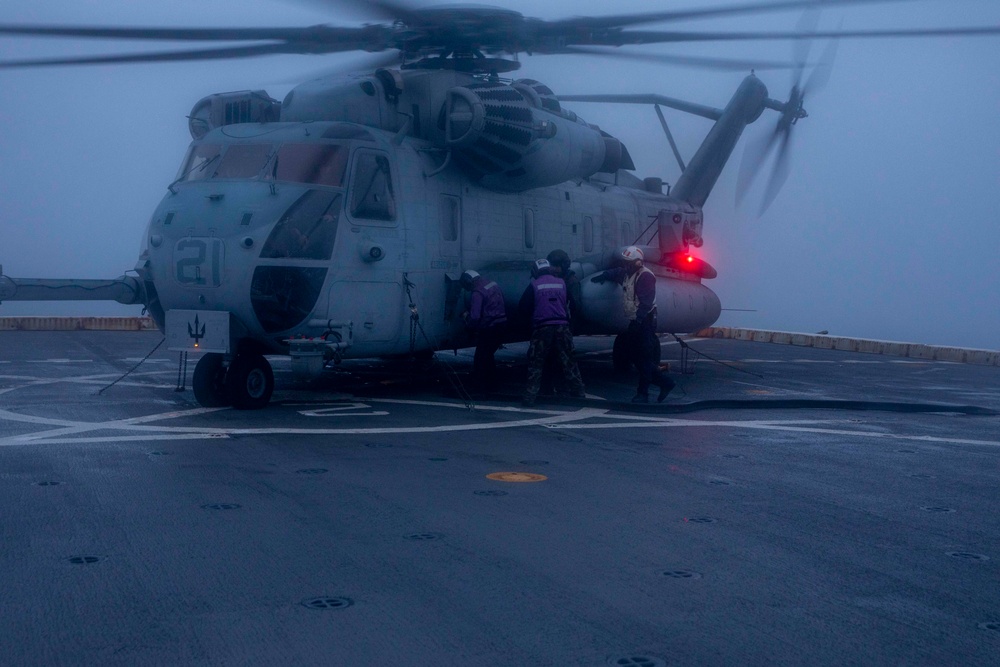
left=664, top=252, right=717, bottom=279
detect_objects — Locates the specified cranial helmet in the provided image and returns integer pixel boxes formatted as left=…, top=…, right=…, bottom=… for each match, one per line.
left=532, top=258, right=551, bottom=278
left=459, top=269, right=480, bottom=290
left=546, top=249, right=571, bottom=272
left=621, top=245, right=644, bottom=263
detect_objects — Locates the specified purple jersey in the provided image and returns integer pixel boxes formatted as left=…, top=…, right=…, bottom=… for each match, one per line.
left=469, top=278, right=507, bottom=330
left=529, top=274, right=570, bottom=327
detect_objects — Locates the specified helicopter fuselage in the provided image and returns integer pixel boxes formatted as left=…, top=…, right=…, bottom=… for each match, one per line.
left=140, top=118, right=720, bottom=361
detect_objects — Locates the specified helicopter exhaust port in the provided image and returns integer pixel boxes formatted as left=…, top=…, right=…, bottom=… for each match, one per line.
left=443, top=82, right=628, bottom=192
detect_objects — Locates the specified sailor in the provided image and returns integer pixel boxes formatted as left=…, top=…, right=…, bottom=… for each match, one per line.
left=460, top=269, right=508, bottom=390
left=591, top=246, right=675, bottom=403
left=518, top=259, right=585, bottom=406
left=546, top=249, right=582, bottom=333
left=537, top=249, right=581, bottom=396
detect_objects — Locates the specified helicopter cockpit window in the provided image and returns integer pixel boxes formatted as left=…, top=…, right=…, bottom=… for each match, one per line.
left=260, top=190, right=341, bottom=261
left=350, top=153, right=396, bottom=221
left=212, top=143, right=274, bottom=180
left=274, top=144, right=348, bottom=188
left=179, top=143, right=222, bottom=181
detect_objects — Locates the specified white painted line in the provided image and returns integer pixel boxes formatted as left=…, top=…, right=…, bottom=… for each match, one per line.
left=0, top=405, right=612, bottom=445
left=15, top=433, right=230, bottom=445
left=0, top=406, right=230, bottom=445
left=299, top=403, right=390, bottom=417
left=26, top=359, right=93, bottom=364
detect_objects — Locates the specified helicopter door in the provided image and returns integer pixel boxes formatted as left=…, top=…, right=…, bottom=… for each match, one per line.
left=327, top=149, right=404, bottom=344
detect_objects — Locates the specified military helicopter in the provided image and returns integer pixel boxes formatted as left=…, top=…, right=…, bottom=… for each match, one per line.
left=1, top=0, right=997, bottom=409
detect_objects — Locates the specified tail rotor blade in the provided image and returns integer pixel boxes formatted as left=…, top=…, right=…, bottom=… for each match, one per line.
left=759, top=128, right=794, bottom=215
left=736, top=124, right=780, bottom=207
left=791, top=8, right=819, bottom=88
left=803, top=27, right=841, bottom=94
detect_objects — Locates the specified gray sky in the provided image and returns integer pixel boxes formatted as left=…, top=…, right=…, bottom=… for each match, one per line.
left=1, top=0, right=998, bottom=350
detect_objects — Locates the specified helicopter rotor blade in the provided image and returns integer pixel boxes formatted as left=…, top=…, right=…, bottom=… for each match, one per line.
left=554, top=46, right=798, bottom=72
left=540, top=0, right=917, bottom=33
left=1, top=1, right=998, bottom=72
left=736, top=124, right=783, bottom=207
left=290, top=0, right=422, bottom=23
left=0, top=24, right=342, bottom=41
left=586, top=25, right=1000, bottom=48
left=0, top=41, right=365, bottom=69
left=803, top=29, right=841, bottom=94
left=268, top=50, right=403, bottom=85
left=791, top=8, right=820, bottom=90
left=759, top=128, right=795, bottom=215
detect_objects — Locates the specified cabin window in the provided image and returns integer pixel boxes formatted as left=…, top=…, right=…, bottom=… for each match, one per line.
left=179, top=143, right=222, bottom=181
left=274, top=144, right=348, bottom=188
left=583, top=216, right=594, bottom=253
left=524, top=208, right=535, bottom=249
left=250, top=266, right=328, bottom=334
left=350, top=153, right=396, bottom=221
left=213, top=144, right=274, bottom=180
left=260, top=191, right=341, bottom=260
left=440, top=196, right=460, bottom=242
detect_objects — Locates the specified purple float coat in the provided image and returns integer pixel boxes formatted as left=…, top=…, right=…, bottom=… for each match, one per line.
left=468, top=277, right=507, bottom=330
left=524, top=274, right=570, bottom=327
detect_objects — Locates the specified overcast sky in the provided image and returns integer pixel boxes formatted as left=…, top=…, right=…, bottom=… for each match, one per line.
left=1, top=0, right=998, bottom=350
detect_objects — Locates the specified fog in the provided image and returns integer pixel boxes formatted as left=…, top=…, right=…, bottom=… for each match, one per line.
left=1, top=0, right=998, bottom=350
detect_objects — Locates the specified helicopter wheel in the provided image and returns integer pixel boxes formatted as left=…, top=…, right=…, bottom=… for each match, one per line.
left=612, top=334, right=632, bottom=373
left=192, top=353, right=230, bottom=408
left=226, top=353, right=274, bottom=410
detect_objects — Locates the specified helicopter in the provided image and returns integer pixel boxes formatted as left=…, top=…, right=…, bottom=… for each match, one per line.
left=1, top=0, right=998, bottom=409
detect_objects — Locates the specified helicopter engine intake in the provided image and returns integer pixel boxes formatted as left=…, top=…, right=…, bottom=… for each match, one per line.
left=444, top=81, right=628, bottom=192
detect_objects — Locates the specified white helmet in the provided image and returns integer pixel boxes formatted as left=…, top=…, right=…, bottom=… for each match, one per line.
left=459, top=269, right=480, bottom=290
left=621, top=245, right=644, bottom=262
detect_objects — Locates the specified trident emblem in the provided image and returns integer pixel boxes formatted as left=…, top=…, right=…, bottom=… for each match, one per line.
left=188, top=314, right=206, bottom=346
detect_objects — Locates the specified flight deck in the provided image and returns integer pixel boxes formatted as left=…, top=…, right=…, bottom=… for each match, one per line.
left=1, top=329, right=998, bottom=665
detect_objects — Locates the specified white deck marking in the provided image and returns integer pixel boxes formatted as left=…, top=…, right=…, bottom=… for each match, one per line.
left=0, top=406, right=612, bottom=445
left=25, top=359, right=93, bottom=364
left=0, top=369, right=994, bottom=449
left=299, top=403, right=390, bottom=417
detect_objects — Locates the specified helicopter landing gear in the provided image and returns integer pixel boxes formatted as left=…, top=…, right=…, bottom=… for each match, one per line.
left=225, top=353, right=274, bottom=410
left=192, top=353, right=229, bottom=408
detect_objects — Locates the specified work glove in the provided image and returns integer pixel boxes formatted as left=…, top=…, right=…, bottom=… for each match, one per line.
left=590, top=273, right=607, bottom=284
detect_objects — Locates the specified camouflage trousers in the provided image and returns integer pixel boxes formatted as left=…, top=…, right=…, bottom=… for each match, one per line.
left=524, top=324, right=585, bottom=401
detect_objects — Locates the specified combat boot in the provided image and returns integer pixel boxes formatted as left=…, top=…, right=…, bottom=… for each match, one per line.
left=657, top=381, right=674, bottom=403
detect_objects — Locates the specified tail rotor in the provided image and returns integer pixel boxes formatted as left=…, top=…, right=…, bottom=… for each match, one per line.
left=737, top=15, right=840, bottom=216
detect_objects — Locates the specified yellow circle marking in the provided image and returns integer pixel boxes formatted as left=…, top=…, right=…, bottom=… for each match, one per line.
left=486, top=472, right=547, bottom=483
